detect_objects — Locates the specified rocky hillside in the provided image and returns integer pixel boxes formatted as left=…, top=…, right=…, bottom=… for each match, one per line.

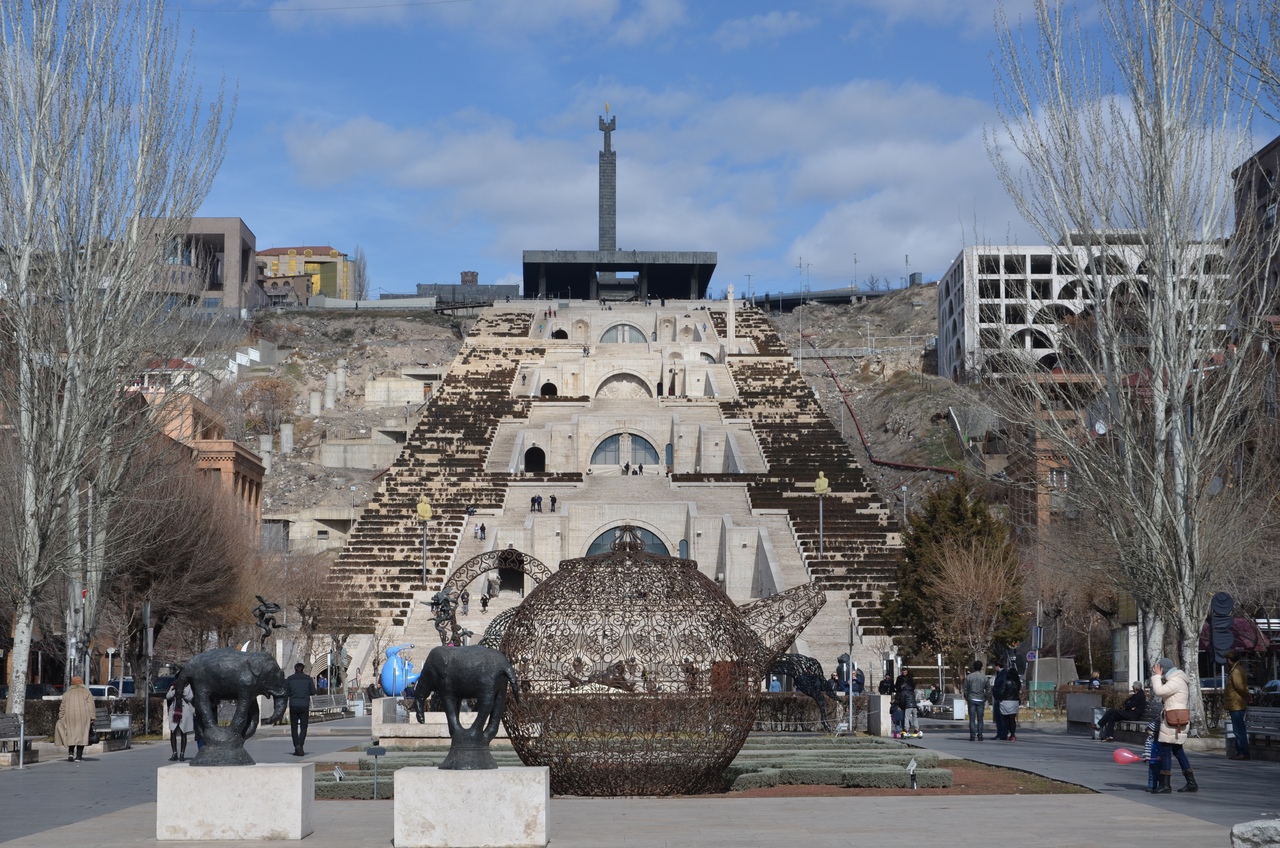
left=235, top=291, right=982, bottom=521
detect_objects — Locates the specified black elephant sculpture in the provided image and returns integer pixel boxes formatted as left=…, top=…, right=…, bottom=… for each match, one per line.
left=412, top=644, right=519, bottom=769
left=174, top=648, right=288, bottom=766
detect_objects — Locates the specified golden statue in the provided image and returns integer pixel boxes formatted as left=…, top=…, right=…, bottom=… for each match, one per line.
left=416, top=496, right=433, bottom=522
left=813, top=471, right=829, bottom=496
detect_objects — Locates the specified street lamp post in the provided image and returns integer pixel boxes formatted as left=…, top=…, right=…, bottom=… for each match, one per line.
left=813, top=472, right=829, bottom=559
left=416, top=497, right=433, bottom=587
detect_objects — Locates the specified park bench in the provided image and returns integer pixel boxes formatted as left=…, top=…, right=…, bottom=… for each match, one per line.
left=0, top=713, right=34, bottom=766
left=309, top=693, right=351, bottom=719
left=1239, top=706, right=1280, bottom=760
left=94, top=706, right=132, bottom=751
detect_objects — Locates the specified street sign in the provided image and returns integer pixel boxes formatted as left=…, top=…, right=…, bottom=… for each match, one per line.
left=1026, top=650, right=1037, bottom=662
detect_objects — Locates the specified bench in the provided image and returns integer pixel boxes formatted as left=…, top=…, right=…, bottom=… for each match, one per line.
left=1236, top=706, right=1280, bottom=761
left=309, top=693, right=351, bottom=719
left=94, top=706, right=132, bottom=751
left=0, top=713, right=33, bottom=766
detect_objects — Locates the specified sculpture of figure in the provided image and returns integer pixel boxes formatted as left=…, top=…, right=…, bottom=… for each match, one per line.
left=172, top=648, right=288, bottom=766
left=251, top=596, right=283, bottom=651
left=412, top=645, right=520, bottom=770
left=380, top=644, right=421, bottom=697
left=433, top=590, right=463, bottom=645
left=813, top=471, right=829, bottom=496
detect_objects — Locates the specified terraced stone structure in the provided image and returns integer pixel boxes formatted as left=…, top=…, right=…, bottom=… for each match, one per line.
left=324, top=298, right=902, bottom=682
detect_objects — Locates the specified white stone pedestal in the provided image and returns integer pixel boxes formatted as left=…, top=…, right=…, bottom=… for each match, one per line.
left=156, top=763, right=315, bottom=840
left=394, top=766, right=549, bottom=848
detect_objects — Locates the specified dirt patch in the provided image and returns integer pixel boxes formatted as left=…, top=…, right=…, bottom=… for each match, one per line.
left=726, top=762, right=1091, bottom=798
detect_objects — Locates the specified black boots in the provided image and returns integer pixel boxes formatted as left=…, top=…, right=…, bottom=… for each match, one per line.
left=1152, top=771, right=1172, bottom=794
left=1177, top=770, right=1198, bottom=793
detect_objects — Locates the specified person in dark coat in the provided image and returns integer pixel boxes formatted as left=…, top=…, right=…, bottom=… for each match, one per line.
left=1095, top=682, right=1147, bottom=742
left=999, top=668, right=1022, bottom=741
left=285, top=662, right=317, bottom=757
left=991, top=660, right=1009, bottom=740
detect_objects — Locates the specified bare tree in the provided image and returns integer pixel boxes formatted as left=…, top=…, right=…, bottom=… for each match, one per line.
left=0, top=0, right=230, bottom=714
left=989, top=0, right=1276, bottom=730
left=241, top=378, right=298, bottom=437
left=351, top=245, right=370, bottom=301
left=925, top=537, right=1025, bottom=664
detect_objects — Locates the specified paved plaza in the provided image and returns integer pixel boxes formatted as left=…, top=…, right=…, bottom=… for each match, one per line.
left=1, top=715, right=1276, bottom=847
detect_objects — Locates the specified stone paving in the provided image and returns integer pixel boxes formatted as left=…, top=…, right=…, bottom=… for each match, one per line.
left=0, top=714, right=1272, bottom=847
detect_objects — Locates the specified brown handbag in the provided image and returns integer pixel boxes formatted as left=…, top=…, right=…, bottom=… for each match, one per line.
left=1164, top=708, right=1191, bottom=730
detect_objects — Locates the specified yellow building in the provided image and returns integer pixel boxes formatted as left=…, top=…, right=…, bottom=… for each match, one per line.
left=258, top=245, right=353, bottom=299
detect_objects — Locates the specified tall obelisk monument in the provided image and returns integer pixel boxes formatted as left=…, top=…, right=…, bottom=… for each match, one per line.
left=598, top=107, right=617, bottom=293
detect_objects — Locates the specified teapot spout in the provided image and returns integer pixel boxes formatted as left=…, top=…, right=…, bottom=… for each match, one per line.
left=737, top=582, right=827, bottom=667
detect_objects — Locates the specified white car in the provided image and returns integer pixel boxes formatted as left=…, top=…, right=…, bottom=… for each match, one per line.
left=88, top=685, right=120, bottom=699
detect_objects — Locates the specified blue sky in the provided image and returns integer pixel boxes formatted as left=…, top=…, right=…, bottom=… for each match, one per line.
left=183, top=0, right=1049, bottom=297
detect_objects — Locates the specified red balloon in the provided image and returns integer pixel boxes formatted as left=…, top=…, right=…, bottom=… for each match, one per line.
left=1112, top=747, right=1141, bottom=765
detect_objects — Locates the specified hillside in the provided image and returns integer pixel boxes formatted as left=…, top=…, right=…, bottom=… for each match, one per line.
left=767, top=285, right=985, bottom=512
left=237, top=292, right=982, bottom=521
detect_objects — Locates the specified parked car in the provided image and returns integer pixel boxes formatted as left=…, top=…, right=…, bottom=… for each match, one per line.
left=152, top=674, right=177, bottom=695
left=0, top=683, right=61, bottom=700
left=88, top=685, right=120, bottom=699
left=106, top=677, right=137, bottom=697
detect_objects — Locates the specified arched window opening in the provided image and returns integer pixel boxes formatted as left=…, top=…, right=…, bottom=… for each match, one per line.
left=540, top=382, right=558, bottom=397
left=587, top=526, right=669, bottom=556
left=551, top=328, right=569, bottom=339
left=590, top=433, right=660, bottom=466
left=524, top=446, right=546, bottom=473
left=600, top=324, right=648, bottom=343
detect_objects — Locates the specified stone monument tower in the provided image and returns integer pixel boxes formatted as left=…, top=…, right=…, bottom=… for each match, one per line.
left=598, top=108, right=617, bottom=288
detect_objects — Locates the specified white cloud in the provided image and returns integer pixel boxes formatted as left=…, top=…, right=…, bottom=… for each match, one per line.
left=844, top=0, right=1038, bottom=35
left=282, top=78, right=1026, bottom=288
left=612, top=0, right=687, bottom=46
left=713, top=10, right=817, bottom=51
left=264, top=0, right=686, bottom=43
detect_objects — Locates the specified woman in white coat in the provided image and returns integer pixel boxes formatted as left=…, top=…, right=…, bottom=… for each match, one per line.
left=165, top=681, right=195, bottom=762
left=1150, top=657, right=1196, bottom=794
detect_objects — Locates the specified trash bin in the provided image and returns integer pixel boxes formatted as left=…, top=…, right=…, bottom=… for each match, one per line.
left=353, top=699, right=366, bottom=718
left=951, top=697, right=967, bottom=720
left=1093, top=707, right=1107, bottom=739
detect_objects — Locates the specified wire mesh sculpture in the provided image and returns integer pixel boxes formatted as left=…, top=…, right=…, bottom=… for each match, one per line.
left=767, top=654, right=837, bottom=731
left=500, top=526, right=825, bottom=796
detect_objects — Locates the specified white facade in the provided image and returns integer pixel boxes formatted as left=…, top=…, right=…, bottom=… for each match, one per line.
left=937, top=240, right=1228, bottom=383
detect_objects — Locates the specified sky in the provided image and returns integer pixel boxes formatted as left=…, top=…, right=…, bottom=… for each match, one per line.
left=179, top=0, right=1084, bottom=297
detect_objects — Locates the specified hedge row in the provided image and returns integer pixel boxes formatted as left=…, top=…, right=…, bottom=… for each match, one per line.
left=729, top=766, right=952, bottom=791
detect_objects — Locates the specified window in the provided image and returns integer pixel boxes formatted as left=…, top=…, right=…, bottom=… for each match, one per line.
left=979, top=255, right=1001, bottom=274
left=979, top=304, right=1001, bottom=323
left=600, top=324, right=648, bottom=343
left=316, top=530, right=329, bottom=540
left=978, top=279, right=1001, bottom=299
left=1005, top=304, right=1026, bottom=324
left=1004, top=278, right=1027, bottom=299
left=1030, top=255, right=1053, bottom=274
left=1003, top=255, right=1026, bottom=274
left=1031, top=279, right=1052, bottom=299
left=590, top=433, right=659, bottom=465
left=587, top=527, right=668, bottom=556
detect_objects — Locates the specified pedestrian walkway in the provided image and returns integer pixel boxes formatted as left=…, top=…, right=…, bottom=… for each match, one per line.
left=0, top=714, right=1262, bottom=847
left=911, top=716, right=1280, bottom=828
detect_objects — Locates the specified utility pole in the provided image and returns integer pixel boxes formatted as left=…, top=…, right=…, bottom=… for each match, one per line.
left=851, top=253, right=858, bottom=303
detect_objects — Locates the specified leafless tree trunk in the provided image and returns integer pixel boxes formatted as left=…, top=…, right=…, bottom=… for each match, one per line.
left=0, top=0, right=229, bottom=715
left=989, top=0, right=1276, bottom=732
left=351, top=245, right=370, bottom=301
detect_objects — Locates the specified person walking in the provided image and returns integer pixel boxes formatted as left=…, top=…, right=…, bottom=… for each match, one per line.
left=896, top=670, right=920, bottom=737
left=54, top=676, right=95, bottom=762
left=479, top=523, right=486, bottom=540
left=1151, top=657, right=1196, bottom=793
left=991, top=660, right=1009, bottom=740
left=549, top=495, right=557, bottom=513
left=999, top=667, right=1022, bottom=741
left=1226, top=651, right=1252, bottom=761
left=963, top=660, right=990, bottom=741
left=286, top=662, right=317, bottom=757
left=165, top=679, right=195, bottom=761
left=480, top=593, right=489, bottom=613
left=460, top=588, right=470, bottom=616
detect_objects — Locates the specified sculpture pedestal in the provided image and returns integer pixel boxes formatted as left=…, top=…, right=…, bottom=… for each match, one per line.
left=156, top=763, right=314, bottom=840
left=394, top=766, right=549, bottom=848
